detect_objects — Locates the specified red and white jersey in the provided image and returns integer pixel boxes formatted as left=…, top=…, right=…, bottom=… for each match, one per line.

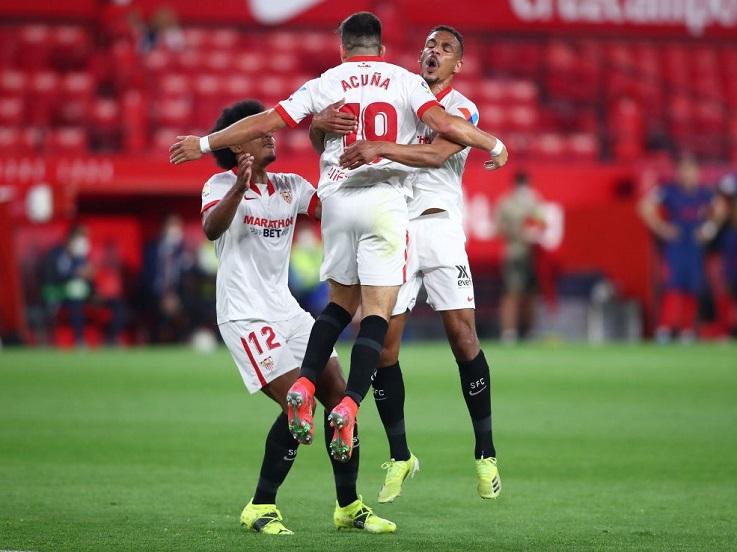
left=200, top=170, right=318, bottom=324
left=407, top=87, right=479, bottom=222
left=275, top=55, right=441, bottom=199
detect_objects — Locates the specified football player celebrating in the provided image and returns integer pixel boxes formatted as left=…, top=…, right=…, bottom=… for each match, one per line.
left=202, top=100, right=395, bottom=534
left=170, top=12, right=507, bottom=467
left=314, top=26, right=503, bottom=501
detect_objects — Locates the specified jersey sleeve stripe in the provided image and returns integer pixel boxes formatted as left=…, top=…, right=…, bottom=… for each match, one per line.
left=417, top=100, right=442, bottom=120
left=306, top=192, right=319, bottom=219
left=274, top=103, right=299, bottom=128
left=201, top=199, right=220, bottom=214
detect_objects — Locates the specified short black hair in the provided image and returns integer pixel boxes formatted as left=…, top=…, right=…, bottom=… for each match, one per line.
left=429, top=25, right=464, bottom=57
left=211, top=99, right=265, bottom=170
left=339, top=11, right=382, bottom=53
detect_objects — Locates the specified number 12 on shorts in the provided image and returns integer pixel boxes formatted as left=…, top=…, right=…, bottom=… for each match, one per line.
left=341, top=102, right=398, bottom=148
left=245, top=326, right=281, bottom=355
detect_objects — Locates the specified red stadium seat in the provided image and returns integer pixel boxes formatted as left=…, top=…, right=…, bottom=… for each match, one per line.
left=18, top=25, right=51, bottom=69
left=151, top=127, right=182, bottom=152
left=0, top=97, right=24, bottom=126
left=156, top=97, right=193, bottom=127
left=0, top=70, right=27, bottom=96
left=47, top=127, right=87, bottom=153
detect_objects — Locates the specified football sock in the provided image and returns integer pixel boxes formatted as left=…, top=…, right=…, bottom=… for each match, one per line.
left=324, top=410, right=360, bottom=507
left=372, top=362, right=411, bottom=461
left=252, top=413, right=299, bottom=504
left=457, top=350, right=497, bottom=459
left=345, top=315, right=389, bottom=405
left=300, top=302, right=353, bottom=384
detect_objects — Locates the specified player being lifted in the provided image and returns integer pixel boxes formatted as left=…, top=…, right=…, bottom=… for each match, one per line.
left=170, top=12, right=507, bottom=465
left=314, top=26, right=504, bottom=500
left=201, top=100, right=395, bottom=535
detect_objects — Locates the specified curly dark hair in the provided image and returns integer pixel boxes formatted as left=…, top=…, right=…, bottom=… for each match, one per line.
left=211, top=99, right=265, bottom=170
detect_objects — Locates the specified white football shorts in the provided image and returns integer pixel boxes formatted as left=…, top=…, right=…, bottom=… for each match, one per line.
left=219, top=309, right=337, bottom=394
left=393, top=211, right=475, bottom=315
left=320, top=183, right=409, bottom=287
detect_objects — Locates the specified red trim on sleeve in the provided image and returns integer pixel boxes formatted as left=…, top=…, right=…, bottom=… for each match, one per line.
left=274, top=103, right=299, bottom=128
left=435, top=86, right=453, bottom=101
left=266, top=177, right=276, bottom=196
left=417, top=100, right=442, bottom=120
left=306, top=192, right=319, bottom=219
left=241, top=337, right=268, bottom=388
left=201, top=200, right=220, bottom=214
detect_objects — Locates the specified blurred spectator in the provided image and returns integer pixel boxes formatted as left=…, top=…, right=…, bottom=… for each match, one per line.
left=495, top=172, right=547, bottom=343
left=41, top=225, right=94, bottom=346
left=710, top=173, right=737, bottom=336
left=141, top=215, right=193, bottom=342
left=289, top=223, right=328, bottom=316
left=639, top=156, right=713, bottom=343
left=92, top=240, right=127, bottom=345
left=141, top=8, right=184, bottom=52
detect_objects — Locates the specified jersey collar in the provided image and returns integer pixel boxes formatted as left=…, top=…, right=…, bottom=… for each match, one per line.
left=435, top=86, right=453, bottom=101
left=231, top=168, right=276, bottom=196
left=345, top=55, right=385, bottom=62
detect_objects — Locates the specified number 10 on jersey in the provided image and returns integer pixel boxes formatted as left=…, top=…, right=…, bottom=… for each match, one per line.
left=340, top=102, right=398, bottom=147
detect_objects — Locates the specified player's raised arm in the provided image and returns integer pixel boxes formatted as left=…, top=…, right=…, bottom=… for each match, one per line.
left=339, top=135, right=463, bottom=170
left=169, top=110, right=286, bottom=165
left=202, top=154, right=254, bottom=240
left=421, top=105, right=508, bottom=170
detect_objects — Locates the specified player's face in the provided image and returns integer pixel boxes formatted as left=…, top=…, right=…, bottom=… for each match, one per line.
left=236, top=133, right=277, bottom=168
left=419, top=31, right=462, bottom=85
left=678, top=159, right=699, bottom=190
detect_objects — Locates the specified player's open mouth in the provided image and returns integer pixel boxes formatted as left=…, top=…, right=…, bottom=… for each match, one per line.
left=425, top=57, right=439, bottom=73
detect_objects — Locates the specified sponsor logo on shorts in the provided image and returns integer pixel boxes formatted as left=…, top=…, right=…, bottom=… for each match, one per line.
left=456, top=265, right=472, bottom=287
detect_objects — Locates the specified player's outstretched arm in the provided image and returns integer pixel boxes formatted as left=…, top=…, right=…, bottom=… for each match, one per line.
left=169, top=110, right=286, bottom=165
left=421, top=106, right=508, bottom=170
left=339, top=136, right=463, bottom=170
left=637, top=188, right=678, bottom=241
left=309, top=99, right=356, bottom=154
left=202, top=154, right=253, bottom=241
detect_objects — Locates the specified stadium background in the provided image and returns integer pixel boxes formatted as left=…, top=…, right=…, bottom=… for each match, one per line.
left=1, top=1, right=736, bottom=550
left=1, top=0, right=736, bottom=345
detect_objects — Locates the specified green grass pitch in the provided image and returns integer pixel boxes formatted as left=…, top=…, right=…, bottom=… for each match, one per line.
left=1, top=343, right=736, bottom=551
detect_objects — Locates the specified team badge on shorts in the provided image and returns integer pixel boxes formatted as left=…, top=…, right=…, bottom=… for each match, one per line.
left=280, top=190, right=293, bottom=204
left=260, top=356, right=275, bottom=372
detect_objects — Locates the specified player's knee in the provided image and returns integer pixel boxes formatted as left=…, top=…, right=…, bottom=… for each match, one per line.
left=447, top=322, right=480, bottom=361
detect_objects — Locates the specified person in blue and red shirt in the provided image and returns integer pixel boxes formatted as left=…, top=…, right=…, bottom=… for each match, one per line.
left=639, top=155, right=714, bottom=342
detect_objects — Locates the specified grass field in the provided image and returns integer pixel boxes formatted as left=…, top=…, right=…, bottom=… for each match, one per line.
left=1, top=343, right=736, bottom=551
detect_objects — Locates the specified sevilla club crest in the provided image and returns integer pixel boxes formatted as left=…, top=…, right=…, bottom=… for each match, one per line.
left=281, top=190, right=293, bottom=204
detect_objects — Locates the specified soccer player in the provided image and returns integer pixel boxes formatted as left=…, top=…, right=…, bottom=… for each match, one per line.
left=170, top=12, right=507, bottom=464
left=315, top=26, right=503, bottom=500
left=639, top=155, right=713, bottom=342
left=202, top=100, right=395, bottom=534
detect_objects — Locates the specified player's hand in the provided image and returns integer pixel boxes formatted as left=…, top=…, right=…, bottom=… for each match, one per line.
left=169, top=136, right=203, bottom=165
left=657, top=222, right=679, bottom=241
left=484, top=145, right=508, bottom=170
left=339, top=141, right=383, bottom=170
left=312, top=99, right=357, bottom=135
left=235, top=153, right=254, bottom=192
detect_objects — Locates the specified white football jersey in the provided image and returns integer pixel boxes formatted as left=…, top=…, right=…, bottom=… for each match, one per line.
left=275, top=55, right=441, bottom=199
left=201, top=170, right=317, bottom=324
left=406, top=87, right=479, bottom=222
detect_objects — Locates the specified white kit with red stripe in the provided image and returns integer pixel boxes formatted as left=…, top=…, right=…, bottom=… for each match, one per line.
left=274, top=55, right=441, bottom=199
left=274, top=55, right=438, bottom=286
left=393, top=87, right=481, bottom=316
left=407, top=86, right=479, bottom=222
left=201, top=169, right=317, bottom=324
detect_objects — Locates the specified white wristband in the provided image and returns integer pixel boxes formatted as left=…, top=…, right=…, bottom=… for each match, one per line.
left=490, top=138, right=505, bottom=156
left=199, top=136, right=211, bottom=154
